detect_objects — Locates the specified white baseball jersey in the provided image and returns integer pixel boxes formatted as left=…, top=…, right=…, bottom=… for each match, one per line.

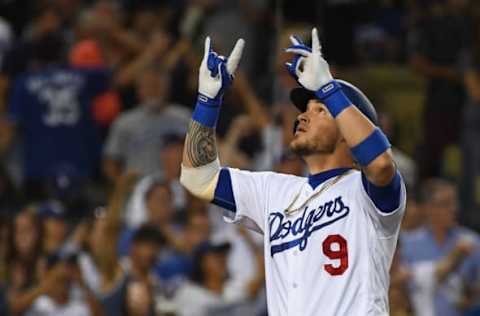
left=222, top=168, right=406, bottom=316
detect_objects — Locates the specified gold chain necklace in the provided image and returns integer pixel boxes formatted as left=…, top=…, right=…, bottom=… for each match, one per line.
left=284, top=170, right=353, bottom=216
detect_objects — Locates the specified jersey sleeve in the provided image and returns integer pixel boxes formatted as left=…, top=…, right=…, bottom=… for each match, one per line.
left=217, top=168, right=274, bottom=234
left=355, top=171, right=407, bottom=237
left=213, top=167, right=303, bottom=234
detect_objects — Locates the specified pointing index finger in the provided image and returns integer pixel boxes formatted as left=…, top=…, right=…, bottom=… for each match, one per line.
left=312, top=28, right=320, bottom=54
left=204, top=36, right=211, bottom=61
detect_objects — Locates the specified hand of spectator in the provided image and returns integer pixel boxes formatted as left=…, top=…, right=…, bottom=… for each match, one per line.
left=69, top=261, right=86, bottom=288
left=72, top=221, right=90, bottom=246
left=180, top=5, right=204, bottom=41
left=435, top=237, right=476, bottom=283
left=41, top=263, right=68, bottom=293
left=116, top=170, right=138, bottom=194
left=391, top=266, right=412, bottom=287
left=224, top=115, right=255, bottom=143
left=149, top=30, right=172, bottom=57
left=453, top=238, right=476, bottom=259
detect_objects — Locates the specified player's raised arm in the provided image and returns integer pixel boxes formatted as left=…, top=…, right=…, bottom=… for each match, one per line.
left=285, top=28, right=395, bottom=187
left=180, top=37, right=245, bottom=201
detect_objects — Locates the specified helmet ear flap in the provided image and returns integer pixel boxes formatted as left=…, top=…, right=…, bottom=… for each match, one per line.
left=293, top=119, right=300, bottom=134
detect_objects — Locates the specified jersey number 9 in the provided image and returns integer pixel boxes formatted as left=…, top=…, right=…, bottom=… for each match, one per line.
left=322, top=234, right=349, bottom=276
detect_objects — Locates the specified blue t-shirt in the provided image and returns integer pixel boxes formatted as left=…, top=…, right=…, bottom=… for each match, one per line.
left=401, top=226, right=480, bottom=316
left=8, top=65, right=110, bottom=179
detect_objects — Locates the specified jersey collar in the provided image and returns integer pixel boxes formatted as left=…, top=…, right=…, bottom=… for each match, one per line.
left=308, top=168, right=352, bottom=190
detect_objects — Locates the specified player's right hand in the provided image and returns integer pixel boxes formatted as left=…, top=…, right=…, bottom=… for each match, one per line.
left=198, top=37, right=245, bottom=102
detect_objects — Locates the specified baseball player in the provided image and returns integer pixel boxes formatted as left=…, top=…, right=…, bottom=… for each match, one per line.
left=180, top=28, right=406, bottom=316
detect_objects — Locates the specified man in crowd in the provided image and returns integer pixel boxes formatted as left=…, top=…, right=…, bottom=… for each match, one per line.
left=103, top=67, right=189, bottom=181
left=401, top=178, right=480, bottom=316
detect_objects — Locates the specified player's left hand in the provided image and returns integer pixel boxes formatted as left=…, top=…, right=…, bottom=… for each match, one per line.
left=285, top=28, right=333, bottom=91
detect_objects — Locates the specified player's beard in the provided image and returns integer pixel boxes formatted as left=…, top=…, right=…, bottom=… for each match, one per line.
left=290, top=134, right=336, bottom=157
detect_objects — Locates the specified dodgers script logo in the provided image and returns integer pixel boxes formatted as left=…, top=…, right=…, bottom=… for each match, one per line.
left=269, top=196, right=350, bottom=256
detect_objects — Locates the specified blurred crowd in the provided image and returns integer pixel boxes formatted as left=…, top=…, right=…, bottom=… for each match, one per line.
left=0, top=0, right=479, bottom=315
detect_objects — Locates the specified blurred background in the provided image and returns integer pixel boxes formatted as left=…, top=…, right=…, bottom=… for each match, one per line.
left=0, top=0, right=479, bottom=315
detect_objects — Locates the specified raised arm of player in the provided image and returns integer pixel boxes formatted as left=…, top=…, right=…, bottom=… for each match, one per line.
left=286, top=28, right=395, bottom=187
left=180, top=37, right=244, bottom=201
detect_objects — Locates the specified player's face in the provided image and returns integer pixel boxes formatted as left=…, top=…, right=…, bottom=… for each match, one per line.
left=290, top=99, right=340, bottom=156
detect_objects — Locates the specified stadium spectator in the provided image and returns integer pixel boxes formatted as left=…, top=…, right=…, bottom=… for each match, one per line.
left=118, top=178, right=179, bottom=256
left=172, top=240, right=256, bottom=316
left=159, top=133, right=188, bottom=213
left=69, top=39, right=122, bottom=129
left=410, top=0, right=470, bottom=181
left=5, top=208, right=46, bottom=314
left=3, top=32, right=110, bottom=201
left=389, top=249, right=413, bottom=316
left=126, top=226, right=164, bottom=289
left=125, top=280, right=155, bottom=316
left=24, top=252, right=103, bottom=316
left=183, top=0, right=268, bottom=79
left=38, top=201, right=68, bottom=254
left=401, top=178, right=480, bottom=316
left=0, top=4, right=63, bottom=80
left=458, top=247, right=480, bottom=315
left=181, top=208, right=212, bottom=255
left=77, top=172, right=167, bottom=316
left=173, top=221, right=265, bottom=315
left=401, top=196, right=424, bottom=233
left=77, top=172, right=136, bottom=316
left=103, top=67, right=190, bottom=181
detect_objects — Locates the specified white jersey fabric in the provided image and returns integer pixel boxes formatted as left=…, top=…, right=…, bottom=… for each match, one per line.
left=223, top=169, right=406, bottom=316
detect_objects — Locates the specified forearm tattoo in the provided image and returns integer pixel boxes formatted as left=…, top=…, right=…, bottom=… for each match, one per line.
left=186, top=120, right=217, bottom=167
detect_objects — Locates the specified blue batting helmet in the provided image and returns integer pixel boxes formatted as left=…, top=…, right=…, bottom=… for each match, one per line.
left=290, top=80, right=378, bottom=124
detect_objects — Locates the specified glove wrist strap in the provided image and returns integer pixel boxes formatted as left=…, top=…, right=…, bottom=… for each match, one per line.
left=315, top=81, right=352, bottom=118
left=192, top=93, right=222, bottom=128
